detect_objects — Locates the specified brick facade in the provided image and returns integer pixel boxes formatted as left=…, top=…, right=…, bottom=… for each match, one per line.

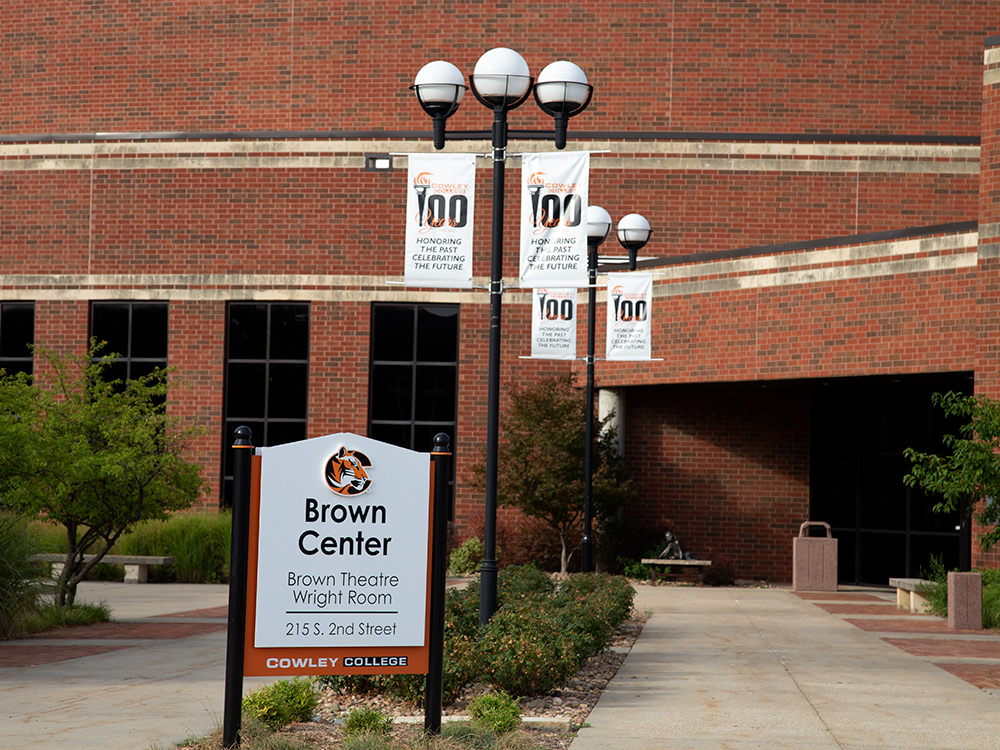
left=1, top=3, right=998, bottom=581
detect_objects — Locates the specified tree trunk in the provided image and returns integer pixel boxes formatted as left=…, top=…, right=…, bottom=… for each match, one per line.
left=559, top=530, right=570, bottom=575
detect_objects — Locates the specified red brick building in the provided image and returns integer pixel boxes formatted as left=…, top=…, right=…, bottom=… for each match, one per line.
left=1, top=2, right=997, bottom=583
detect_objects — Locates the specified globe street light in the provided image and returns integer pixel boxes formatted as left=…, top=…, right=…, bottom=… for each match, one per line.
left=412, top=48, right=593, bottom=625
left=617, top=213, right=652, bottom=270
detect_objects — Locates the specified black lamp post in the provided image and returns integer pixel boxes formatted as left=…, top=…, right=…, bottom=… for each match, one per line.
left=581, top=206, right=611, bottom=573
left=412, top=48, right=593, bottom=625
left=580, top=208, right=650, bottom=572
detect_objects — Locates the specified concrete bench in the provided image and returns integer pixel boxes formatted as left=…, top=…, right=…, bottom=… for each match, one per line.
left=642, top=558, right=712, bottom=584
left=889, top=577, right=935, bottom=613
left=30, top=553, right=174, bottom=584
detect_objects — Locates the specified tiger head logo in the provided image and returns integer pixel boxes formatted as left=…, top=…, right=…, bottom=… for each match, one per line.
left=325, top=447, right=373, bottom=496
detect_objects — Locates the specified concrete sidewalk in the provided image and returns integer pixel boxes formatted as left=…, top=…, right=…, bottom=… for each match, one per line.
left=0, top=582, right=256, bottom=750
left=3, top=581, right=1000, bottom=749
left=572, top=585, right=1000, bottom=750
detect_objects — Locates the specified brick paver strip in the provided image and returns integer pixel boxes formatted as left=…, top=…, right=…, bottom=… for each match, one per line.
left=937, top=662, right=1000, bottom=690
left=883, top=638, right=1000, bottom=658
left=815, top=602, right=899, bottom=615
left=844, top=617, right=961, bottom=633
left=0, top=645, right=125, bottom=668
left=154, top=605, right=228, bottom=619
left=28, top=621, right=227, bottom=640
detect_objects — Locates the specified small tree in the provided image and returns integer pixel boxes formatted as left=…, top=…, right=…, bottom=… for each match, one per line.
left=484, top=375, right=633, bottom=573
left=903, top=391, right=1000, bottom=552
left=0, top=343, right=207, bottom=605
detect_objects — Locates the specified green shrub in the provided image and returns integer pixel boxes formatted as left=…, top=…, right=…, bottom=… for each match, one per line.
left=22, top=602, right=111, bottom=634
left=468, top=690, right=521, bottom=735
left=320, top=571, right=635, bottom=705
left=444, top=580, right=481, bottom=639
left=617, top=557, right=650, bottom=580
left=497, top=564, right=555, bottom=607
left=319, top=631, right=479, bottom=708
left=478, top=606, right=580, bottom=696
left=550, top=573, right=634, bottom=660
left=343, top=706, right=394, bottom=738
left=449, top=536, right=484, bottom=576
left=0, top=513, right=42, bottom=638
left=118, top=511, right=231, bottom=583
left=983, top=581, right=1000, bottom=630
left=242, top=678, right=319, bottom=730
left=918, top=554, right=949, bottom=617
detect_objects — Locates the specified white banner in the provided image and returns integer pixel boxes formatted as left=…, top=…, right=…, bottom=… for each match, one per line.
left=530, top=288, right=578, bottom=360
left=404, top=153, right=475, bottom=288
left=519, top=152, right=589, bottom=288
left=606, top=273, right=652, bottom=361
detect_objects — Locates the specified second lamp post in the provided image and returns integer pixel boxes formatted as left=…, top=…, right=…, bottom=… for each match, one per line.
left=581, top=208, right=651, bottom=572
left=412, top=48, right=593, bottom=624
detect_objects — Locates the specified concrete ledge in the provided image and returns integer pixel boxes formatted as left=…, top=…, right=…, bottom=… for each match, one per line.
left=393, top=715, right=573, bottom=731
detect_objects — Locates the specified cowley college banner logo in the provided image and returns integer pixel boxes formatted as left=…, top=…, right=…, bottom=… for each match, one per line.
left=530, top=288, right=577, bottom=360
left=404, top=153, right=476, bottom=288
left=519, top=151, right=589, bottom=289
left=606, top=272, right=652, bottom=361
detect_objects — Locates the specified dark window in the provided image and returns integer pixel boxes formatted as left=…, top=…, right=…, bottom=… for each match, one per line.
left=369, top=304, right=458, bottom=521
left=0, top=303, right=35, bottom=376
left=90, top=302, right=168, bottom=382
left=222, top=303, right=309, bottom=506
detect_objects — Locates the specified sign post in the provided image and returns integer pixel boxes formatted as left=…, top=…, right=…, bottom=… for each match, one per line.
left=425, top=433, right=451, bottom=733
left=222, top=430, right=445, bottom=746
left=223, top=426, right=254, bottom=749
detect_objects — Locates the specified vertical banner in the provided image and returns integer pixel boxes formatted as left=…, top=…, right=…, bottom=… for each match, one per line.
left=530, top=288, right=578, bottom=360
left=606, top=273, right=652, bottom=361
left=405, top=153, right=476, bottom=288
left=520, top=152, right=589, bottom=288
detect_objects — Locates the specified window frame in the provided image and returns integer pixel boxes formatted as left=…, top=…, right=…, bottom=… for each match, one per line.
left=0, top=302, right=35, bottom=376
left=221, top=301, right=310, bottom=506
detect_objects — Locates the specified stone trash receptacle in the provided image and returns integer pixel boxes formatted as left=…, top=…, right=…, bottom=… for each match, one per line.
left=792, top=521, right=838, bottom=592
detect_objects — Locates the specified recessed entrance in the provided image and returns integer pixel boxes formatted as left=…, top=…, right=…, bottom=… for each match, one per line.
left=810, top=373, right=973, bottom=585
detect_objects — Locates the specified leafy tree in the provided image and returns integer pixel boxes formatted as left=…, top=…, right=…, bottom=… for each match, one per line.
left=0, top=342, right=207, bottom=605
left=484, top=375, right=633, bottom=573
left=903, top=391, right=1000, bottom=552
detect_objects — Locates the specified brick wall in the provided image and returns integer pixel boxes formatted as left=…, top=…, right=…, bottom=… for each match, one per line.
left=1, top=1, right=993, bottom=136
left=1, top=3, right=997, bottom=578
left=168, top=300, right=226, bottom=510
left=592, top=231, right=979, bottom=389
left=624, top=382, right=811, bottom=581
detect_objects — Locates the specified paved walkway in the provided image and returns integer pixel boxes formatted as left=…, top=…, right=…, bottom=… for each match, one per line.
left=0, top=582, right=250, bottom=750
left=3, top=582, right=1000, bottom=749
left=572, top=585, right=1000, bottom=750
